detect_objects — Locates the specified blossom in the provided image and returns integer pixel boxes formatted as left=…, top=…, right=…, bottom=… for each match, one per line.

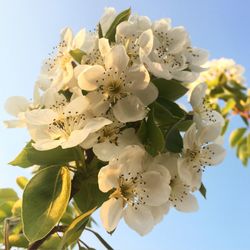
left=178, top=124, right=226, bottom=189
left=4, top=83, right=43, bottom=128
left=25, top=90, right=112, bottom=150
left=139, top=18, right=208, bottom=81
left=190, top=82, right=224, bottom=128
left=155, top=154, right=198, bottom=212
left=75, top=44, right=158, bottom=122
left=198, top=58, right=245, bottom=86
left=82, top=117, right=141, bottom=161
left=98, top=145, right=171, bottom=235
left=41, top=27, right=87, bottom=90
left=116, top=15, right=152, bottom=64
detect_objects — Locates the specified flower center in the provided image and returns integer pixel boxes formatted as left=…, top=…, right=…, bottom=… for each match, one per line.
left=110, top=172, right=148, bottom=210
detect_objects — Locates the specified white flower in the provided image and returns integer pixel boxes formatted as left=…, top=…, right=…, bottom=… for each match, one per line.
left=116, top=15, right=152, bottom=64
left=178, top=124, right=226, bottom=189
left=155, top=154, right=198, bottom=212
left=4, top=83, right=43, bottom=128
left=25, top=90, right=112, bottom=150
left=82, top=117, right=141, bottom=161
left=75, top=44, right=158, bottom=122
left=42, top=27, right=87, bottom=90
left=98, top=145, right=171, bottom=235
left=190, top=82, right=224, bottom=129
left=139, top=19, right=208, bottom=82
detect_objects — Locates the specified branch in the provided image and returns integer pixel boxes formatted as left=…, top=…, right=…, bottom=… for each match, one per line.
left=27, top=225, right=66, bottom=250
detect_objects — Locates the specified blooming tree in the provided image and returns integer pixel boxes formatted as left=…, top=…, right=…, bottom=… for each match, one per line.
left=0, top=7, right=248, bottom=250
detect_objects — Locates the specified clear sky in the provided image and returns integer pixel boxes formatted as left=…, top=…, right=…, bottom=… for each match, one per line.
left=0, top=1, right=249, bottom=250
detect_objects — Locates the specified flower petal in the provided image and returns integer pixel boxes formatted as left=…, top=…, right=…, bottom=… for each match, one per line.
left=25, top=109, right=58, bottom=125
left=5, top=96, right=29, bottom=117
left=124, top=205, right=154, bottom=236
left=104, top=45, right=129, bottom=72
left=133, top=82, right=158, bottom=106
left=197, top=123, right=222, bottom=145
left=112, top=95, right=147, bottom=122
left=98, top=164, right=121, bottom=192
left=141, top=171, right=171, bottom=206
left=63, top=96, right=89, bottom=115
left=78, top=65, right=105, bottom=91
left=32, top=138, right=65, bottom=151
left=61, top=118, right=112, bottom=148
left=173, top=192, right=199, bottom=212
left=190, top=82, right=207, bottom=108
left=200, top=143, right=226, bottom=165
left=100, top=198, right=123, bottom=233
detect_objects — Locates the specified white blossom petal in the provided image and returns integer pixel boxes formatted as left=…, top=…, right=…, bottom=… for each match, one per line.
left=100, top=198, right=123, bottom=233
left=112, top=95, right=147, bottom=122
left=124, top=206, right=154, bottom=236
left=5, top=96, right=29, bottom=117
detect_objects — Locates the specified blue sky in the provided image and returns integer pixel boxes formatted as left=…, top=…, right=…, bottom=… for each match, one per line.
left=0, top=1, right=249, bottom=249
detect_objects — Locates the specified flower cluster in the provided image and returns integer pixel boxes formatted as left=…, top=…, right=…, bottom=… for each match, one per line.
left=196, top=58, right=245, bottom=87
left=4, top=7, right=226, bottom=238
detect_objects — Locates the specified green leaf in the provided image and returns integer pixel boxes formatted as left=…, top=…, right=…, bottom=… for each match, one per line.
left=105, top=8, right=131, bottom=42
left=10, top=141, right=80, bottom=168
left=9, top=234, right=29, bottom=248
left=229, top=128, right=247, bottom=147
left=221, top=119, right=229, bottom=136
left=145, top=109, right=165, bottom=156
left=165, top=127, right=183, bottom=153
left=59, top=207, right=96, bottom=249
left=153, top=102, right=178, bottom=127
left=85, top=228, right=113, bottom=250
left=152, top=78, right=188, bottom=101
left=74, top=179, right=109, bottom=214
left=199, top=183, right=207, bottom=199
left=157, top=98, right=187, bottom=118
left=22, top=166, right=71, bottom=243
left=69, top=49, right=86, bottom=64
left=0, top=189, right=18, bottom=206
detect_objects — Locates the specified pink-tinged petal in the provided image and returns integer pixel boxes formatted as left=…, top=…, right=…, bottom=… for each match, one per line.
left=104, top=45, right=129, bottom=72
left=25, top=109, right=58, bottom=125
left=100, top=198, right=123, bottom=233
left=112, top=95, right=147, bottom=123
left=78, top=65, right=105, bottom=91
left=5, top=96, right=29, bottom=117
left=124, top=205, right=154, bottom=236
left=98, top=164, right=121, bottom=192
